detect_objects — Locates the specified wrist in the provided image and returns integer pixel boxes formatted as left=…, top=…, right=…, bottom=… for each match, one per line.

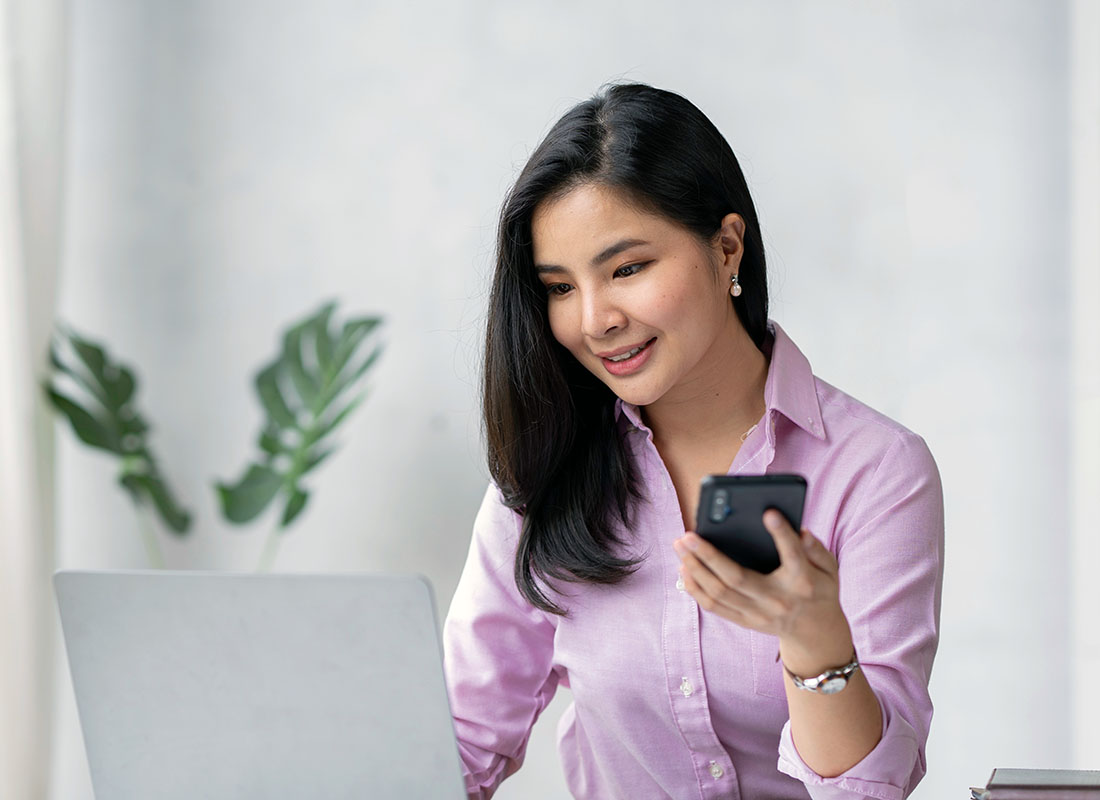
left=778, top=614, right=854, bottom=677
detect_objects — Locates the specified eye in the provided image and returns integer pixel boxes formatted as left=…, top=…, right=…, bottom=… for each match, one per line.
left=614, top=262, right=647, bottom=278
left=545, top=282, right=573, bottom=297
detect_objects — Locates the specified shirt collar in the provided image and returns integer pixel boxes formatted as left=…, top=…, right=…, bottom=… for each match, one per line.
left=613, top=319, right=825, bottom=441
left=763, top=320, right=825, bottom=440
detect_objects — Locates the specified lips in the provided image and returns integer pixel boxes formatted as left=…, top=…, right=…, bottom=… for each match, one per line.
left=599, top=337, right=656, bottom=377
left=606, top=343, right=648, bottom=362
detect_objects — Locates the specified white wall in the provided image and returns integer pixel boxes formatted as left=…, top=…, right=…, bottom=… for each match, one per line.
left=48, top=1, right=1082, bottom=798
left=1070, top=0, right=1100, bottom=770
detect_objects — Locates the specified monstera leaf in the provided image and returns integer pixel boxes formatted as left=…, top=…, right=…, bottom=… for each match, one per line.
left=44, top=325, right=192, bottom=534
left=216, top=301, right=382, bottom=530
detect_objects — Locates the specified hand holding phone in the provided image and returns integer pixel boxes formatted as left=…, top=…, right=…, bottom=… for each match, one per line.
left=694, top=474, right=807, bottom=573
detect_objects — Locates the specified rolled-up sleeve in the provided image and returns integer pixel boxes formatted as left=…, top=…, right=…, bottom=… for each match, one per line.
left=443, top=485, right=560, bottom=799
left=777, top=432, right=945, bottom=799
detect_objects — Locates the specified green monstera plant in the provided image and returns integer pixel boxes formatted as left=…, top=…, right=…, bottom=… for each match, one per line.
left=45, top=325, right=191, bottom=567
left=45, top=301, right=383, bottom=571
left=215, top=302, right=382, bottom=570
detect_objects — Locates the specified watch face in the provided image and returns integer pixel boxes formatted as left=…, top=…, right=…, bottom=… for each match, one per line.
left=819, top=676, right=847, bottom=695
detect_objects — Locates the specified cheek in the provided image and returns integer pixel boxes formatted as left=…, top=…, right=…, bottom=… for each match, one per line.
left=650, top=277, right=726, bottom=346
left=647, top=286, right=695, bottom=328
left=546, top=303, right=579, bottom=351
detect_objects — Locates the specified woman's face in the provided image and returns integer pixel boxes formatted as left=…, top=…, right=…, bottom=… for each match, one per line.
left=531, top=183, right=746, bottom=408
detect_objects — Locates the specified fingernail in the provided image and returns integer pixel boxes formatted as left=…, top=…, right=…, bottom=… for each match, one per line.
left=763, top=510, right=782, bottom=530
left=683, top=533, right=701, bottom=551
left=673, top=539, right=685, bottom=556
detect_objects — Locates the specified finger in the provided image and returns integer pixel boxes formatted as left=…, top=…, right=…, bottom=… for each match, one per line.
left=677, top=533, right=759, bottom=591
left=680, top=564, right=776, bottom=631
left=800, top=529, right=838, bottom=574
left=678, top=550, right=753, bottom=604
left=763, top=509, right=808, bottom=569
left=680, top=532, right=788, bottom=603
left=678, top=562, right=755, bottom=622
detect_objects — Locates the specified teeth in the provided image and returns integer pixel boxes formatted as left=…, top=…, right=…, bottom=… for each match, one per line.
left=608, top=343, right=646, bottom=362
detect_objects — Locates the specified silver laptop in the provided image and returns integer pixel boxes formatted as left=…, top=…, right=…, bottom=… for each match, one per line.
left=54, top=570, right=466, bottom=800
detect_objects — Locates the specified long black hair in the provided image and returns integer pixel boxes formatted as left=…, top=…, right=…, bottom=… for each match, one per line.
left=483, top=83, right=769, bottom=614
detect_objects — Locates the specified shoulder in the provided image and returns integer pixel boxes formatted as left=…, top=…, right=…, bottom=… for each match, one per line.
left=766, top=320, right=936, bottom=478
left=804, top=378, right=943, bottom=555
left=470, top=483, right=525, bottom=559
left=797, top=377, right=942, bottom=544
left=813, top=376, right=937, bottom=477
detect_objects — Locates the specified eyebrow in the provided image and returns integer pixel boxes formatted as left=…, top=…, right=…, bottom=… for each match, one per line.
left=535, top=238, right=649, bottom=274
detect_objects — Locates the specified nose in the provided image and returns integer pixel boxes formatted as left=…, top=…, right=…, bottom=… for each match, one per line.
left=580, top=288, right=627, bottom=339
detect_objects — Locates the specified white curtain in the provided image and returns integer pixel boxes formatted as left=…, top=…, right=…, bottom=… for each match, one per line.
left=0, top=0, right=67, bottom=797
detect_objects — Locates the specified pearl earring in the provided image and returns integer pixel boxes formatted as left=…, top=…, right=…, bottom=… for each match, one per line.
left=730, top=274, right=742, bottom=297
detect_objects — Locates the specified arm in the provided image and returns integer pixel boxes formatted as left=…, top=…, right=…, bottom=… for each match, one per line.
left=675, top=517, right=882, bottom=775
left=676, top=433, right=943, bottom=798
left=772, top=526, right=883, bottom=777
left=443, top=485, right=560, bottom=799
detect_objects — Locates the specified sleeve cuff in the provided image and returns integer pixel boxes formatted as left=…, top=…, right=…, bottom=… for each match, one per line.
left=776, top=703, right=919, bottom=800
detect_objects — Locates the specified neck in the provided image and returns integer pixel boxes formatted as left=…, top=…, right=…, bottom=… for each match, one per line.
left=642, top=320, right=769, bottom=452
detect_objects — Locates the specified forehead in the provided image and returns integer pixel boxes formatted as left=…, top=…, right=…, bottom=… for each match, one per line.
left=531, top=184, right=681, bottom=263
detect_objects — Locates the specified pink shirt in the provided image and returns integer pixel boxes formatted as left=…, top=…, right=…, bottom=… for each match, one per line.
left=443, top=321, right=944, bottom=800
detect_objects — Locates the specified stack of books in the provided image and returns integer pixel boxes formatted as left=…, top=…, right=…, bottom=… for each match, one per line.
left=971, top=769, right=1100, bottom=799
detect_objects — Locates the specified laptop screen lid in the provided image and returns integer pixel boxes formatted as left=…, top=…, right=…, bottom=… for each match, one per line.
left=54, top=570, right=466, bottom=800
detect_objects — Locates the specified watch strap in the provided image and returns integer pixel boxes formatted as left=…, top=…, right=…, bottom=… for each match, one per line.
left=784, top=652, right=860, bottom=694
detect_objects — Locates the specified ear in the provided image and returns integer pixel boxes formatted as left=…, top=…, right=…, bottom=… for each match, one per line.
left=716, top=213, right=746, bottom=272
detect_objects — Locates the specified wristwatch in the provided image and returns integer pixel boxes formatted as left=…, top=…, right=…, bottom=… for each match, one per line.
left=784, top=653, right=860, bottom=695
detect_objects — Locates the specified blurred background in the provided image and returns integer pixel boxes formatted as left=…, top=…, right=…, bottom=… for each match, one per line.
left=2, top=1, right=1098, bottom=798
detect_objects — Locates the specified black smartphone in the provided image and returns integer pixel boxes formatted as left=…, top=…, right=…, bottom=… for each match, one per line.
left=695, top=474, right=807, bottom=573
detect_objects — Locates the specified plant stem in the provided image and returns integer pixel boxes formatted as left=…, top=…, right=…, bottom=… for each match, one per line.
left=257, top=527, right=281, bottom=572
left=135, top=499, right=165, bottom=569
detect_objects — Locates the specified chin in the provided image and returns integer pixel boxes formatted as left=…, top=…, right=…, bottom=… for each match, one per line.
left=582, top=360, right=666, bottom=407
left=606, top=383, right=665, bottom=408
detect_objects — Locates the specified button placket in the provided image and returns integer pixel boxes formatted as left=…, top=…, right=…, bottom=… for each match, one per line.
left=653, top=431, right=737, bottom=795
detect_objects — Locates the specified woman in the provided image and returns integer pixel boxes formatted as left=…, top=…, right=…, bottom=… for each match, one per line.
left=444, top=83, right=943, bottom=800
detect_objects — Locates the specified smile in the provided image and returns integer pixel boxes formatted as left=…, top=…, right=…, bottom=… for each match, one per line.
left=608, top=344, right=648, bottom=362
left=598, top=338, right=656, bottom=377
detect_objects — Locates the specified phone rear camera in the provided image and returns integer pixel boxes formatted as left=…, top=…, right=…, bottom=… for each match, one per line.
left=709, top=489, right=732, bottom=524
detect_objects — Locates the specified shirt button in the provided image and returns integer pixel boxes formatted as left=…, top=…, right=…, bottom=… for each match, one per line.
left=675, top=575, right=686, bottom=592
left=679, top=677, right=694, bottom=697
left=709, top=761, right=724, bottom=779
